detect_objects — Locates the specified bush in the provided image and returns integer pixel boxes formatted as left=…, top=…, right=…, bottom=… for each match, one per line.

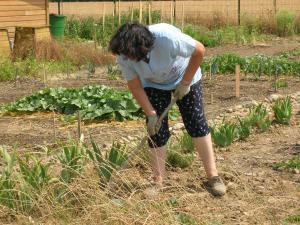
left=276, top=10, right=296, bottom=36
left=273, top=96, right=293, bottom=124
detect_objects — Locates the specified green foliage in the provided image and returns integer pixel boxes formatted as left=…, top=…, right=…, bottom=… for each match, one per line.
left=236, top=116, right=252, bottom=140
left=273, top=158, right=300, bottom=170
left=201, top=53, right=300, bottom=76
left=175, top=212, right=198, bottom=225
left=276, top=10, right=296, bottom=36
left=273, top=96, right=293, bottom=124
left=57, top=140, right=86, bottom=183
left=169, top=105, right=180, bottom=120
left=272, top=79, right=288, bottom=89
left=177, top=131, right=194, bottom=154
left=183, top=25, right=220, bottom=47
left=210, top=122, right=237, bottom=147
left=0, top=57, right=75, bottom=81
left=64, top=10, right=161, bottom=47
left=285, top=214, right=300, bottom=223
left=87, top=139, right=128, bottom=184
left=6, top=85, right=142, bottom=122
left=248, top=104, right=271, bottom=132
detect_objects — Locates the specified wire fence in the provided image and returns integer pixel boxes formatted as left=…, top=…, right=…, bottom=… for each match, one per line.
left=49, top=0, right=300, bottom=26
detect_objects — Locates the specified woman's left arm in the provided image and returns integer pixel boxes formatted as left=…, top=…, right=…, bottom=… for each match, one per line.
left=181, top=41, right=205, bottom=84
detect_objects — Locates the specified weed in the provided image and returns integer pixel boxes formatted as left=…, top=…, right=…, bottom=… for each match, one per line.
left=167, top=150, right=195, bottom=169
left=273, top=96, right=292, bottom=124
left=273, top=158, right=300, bottom=170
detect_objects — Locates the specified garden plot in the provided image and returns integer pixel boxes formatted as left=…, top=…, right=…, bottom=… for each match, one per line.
left=0, top=39, right=300, bottom=224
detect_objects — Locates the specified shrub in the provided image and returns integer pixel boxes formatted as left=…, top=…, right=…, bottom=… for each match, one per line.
left=248, top=104, right=271, bottom=132
left=276, top=10, right=296, bottom=36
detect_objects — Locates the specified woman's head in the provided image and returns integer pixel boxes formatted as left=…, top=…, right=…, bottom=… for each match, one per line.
left=109, top=22, right=155, bottom=61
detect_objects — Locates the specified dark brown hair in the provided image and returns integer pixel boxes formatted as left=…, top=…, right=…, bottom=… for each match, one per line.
left=109, top=22, right=155, bottom=62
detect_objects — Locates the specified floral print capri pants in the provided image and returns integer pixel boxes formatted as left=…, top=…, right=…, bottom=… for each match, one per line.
left=144, top=80, right=210, bottom=148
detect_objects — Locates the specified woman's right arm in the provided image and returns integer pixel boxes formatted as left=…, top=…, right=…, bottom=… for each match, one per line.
left=127, top=76, right=156, bottom=117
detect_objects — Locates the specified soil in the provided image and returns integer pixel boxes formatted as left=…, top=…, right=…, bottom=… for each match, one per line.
left=0, top=40, right=299, bottom=224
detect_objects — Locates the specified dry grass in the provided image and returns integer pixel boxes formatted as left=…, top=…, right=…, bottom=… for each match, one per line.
left=35, top=39, right=115, bottom=68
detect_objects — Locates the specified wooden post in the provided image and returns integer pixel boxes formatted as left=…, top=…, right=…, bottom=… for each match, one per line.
left=275, top=65, right=278, bottom=92
left=237, top=0, right=241, bottom=25
left=53, top=111, right=56, bottom=141
left=181, top=2, right=185, bottom=30
left=173, top=0, right=176, bottom=24
left=170, top=1, right=173, bottom=24
left=118, top=0, right=121, bottom=26
left=139, top=0, right=143, bottom=23
left=131, top=3, right=134, bottom=21
left=43, top=62, right=47, bottom=87
left=273, top=0, right=277, bottom=15
left=102, top=3, right=106, bottom=32
left=148, top=2, right=152, bottom=25
left=112, top=6, right=115, bottom=31
left=235, top=64, right=240, bottom=98
left=77, top=111, right=81, bottom=140
left=161, top=1, right=164, bottom=22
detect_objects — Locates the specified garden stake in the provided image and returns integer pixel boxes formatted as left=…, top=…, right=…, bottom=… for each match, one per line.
left=118, top=0, right=121, bottom=26
left=108, top=95, right=179, bottom=188
left=235, top=64, right=240, bottom=98
left=77, top=110, right=81, bottom=140
left=102, top=3, right=106, bottom=32
left=181, top=2, right=185, bottom=30
left=131, top=3, right=134, bottom=21
left=139, top=0, right=142, bottom=23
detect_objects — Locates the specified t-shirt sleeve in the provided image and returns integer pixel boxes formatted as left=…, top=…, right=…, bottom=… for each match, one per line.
left=168, top=30, right=197, bottom=58
left=117, top=56, right=138, bottom=81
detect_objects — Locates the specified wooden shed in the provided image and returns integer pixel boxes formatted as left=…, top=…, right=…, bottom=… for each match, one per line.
left=0, top=0, right=51, bottom=56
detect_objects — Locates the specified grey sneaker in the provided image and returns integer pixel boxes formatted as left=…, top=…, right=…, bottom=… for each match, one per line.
left=207, top=176, right=226, bottom=196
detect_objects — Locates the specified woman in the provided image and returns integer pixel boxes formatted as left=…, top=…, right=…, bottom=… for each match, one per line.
left=109, top=22, right=226, bottom=196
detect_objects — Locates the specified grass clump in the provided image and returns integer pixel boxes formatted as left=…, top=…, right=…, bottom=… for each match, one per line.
left=273, top=96, right=293, bottom=124
left=276, top=10, right=296, bottom=36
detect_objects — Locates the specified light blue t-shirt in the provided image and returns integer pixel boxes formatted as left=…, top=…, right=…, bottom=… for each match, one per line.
left=117, top=23, right=202, bottom=90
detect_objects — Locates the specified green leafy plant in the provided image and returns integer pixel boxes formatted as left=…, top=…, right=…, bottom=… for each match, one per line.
left=210, top=122, right=237, bottom=147
left=236, top=116, right=252, bottom=140
left=273, top=96, right=293, bottom=124
left=248, top=104, right=271, bottom=132
left=175, top=212, right=198, bottom=225
left=6, top=85, right=142, bottom=121
left=87, top=139, right=128, bottom=184
left=273, top=158, right=300, bottom=170
left=57, top=141, right=86, bottom=183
